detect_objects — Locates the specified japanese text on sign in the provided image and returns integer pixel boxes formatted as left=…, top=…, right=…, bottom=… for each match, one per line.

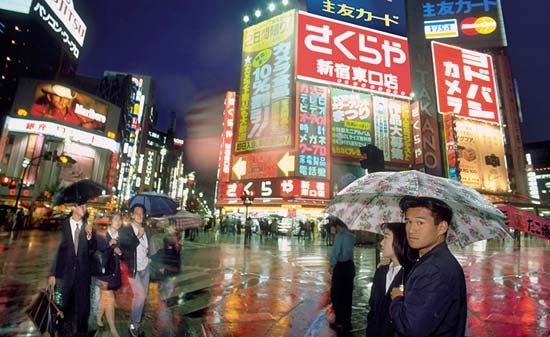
left=236, top=10, right=295, bottom=153
left=331, top=89, right=373, bottom=158
left=297, top=83, right=329, bottom=180
left=432, top=41, right=500, bottom=124
left=220, top=179, right=329, bottom=200
left=307, top=0, right=407, bottom=36
left=373, top=97, right=412, bottom=163
left=296, top=12, right=412, bottom=99
left=217, top=92, right=236, bottom=183
left=423, top=0, right=498, bottom=17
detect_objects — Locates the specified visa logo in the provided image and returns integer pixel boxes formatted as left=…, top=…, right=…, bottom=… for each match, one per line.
left=424, top=19, right=459, bottom=39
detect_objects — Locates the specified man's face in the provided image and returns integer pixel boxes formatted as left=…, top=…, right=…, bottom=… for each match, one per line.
left=132, top=206, right=145, bottom=225
left=73, top=203, right=87, bottom=219
left=48, top=94, right=70, bottom=110
left=405, top=207, right=447, bottom=253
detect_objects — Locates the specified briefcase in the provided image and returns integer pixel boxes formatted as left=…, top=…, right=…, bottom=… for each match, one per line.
left=25, top=286, right=64, bottom=336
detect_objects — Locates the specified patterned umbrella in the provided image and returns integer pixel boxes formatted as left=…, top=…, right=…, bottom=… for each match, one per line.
left=325, top=170, right=510, bottom=247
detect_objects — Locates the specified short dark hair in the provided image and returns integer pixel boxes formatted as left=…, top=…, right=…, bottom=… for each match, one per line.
left=328, top=215, right=348, bottom=229
left=399, top=196, right=453, bottom=226
left=381, top=222, right=418, bottom=267
left=130, top=203, right=146, bottom=215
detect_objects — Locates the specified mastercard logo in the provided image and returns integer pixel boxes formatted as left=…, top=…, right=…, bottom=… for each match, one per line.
left=461, top=16, right=497, bottom=36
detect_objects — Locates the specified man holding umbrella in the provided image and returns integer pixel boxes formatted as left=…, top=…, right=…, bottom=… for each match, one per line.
left=48, top=196, right=96, bottom=337
left=389, top=196, right=467, bottom=337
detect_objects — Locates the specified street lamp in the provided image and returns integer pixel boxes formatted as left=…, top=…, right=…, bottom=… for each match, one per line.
left=240, top=191, right=255, bottom=223
left=14, top=151, right=76, bottom=210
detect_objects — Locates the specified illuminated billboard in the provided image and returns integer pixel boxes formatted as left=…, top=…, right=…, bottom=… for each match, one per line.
left=218, top=92, right=236, bottom=183
left=220, top=178, right=330, bottom=200
left=297, top=82, right=330, bottom=180
left=11, top=79, right=120, bottom=138
left=235, top=10, right=296, bottom=153
left=231, top=150, right=295, bottom=180
left=0, top=0, right=33, bottom=14
left=373, top=96, right=412, bottom=163
left=296, top=11, right=412, bottom=100
left=432, top=41, right=500, bottom=124
left=331, top=88, right=373, bottom=159
left=423, top=0, right=507, bottom=48
left=306, top=0, right=407, bottom=36
left=452, top=117, right=508, bottom=193
left=32, top=1, right=83, bottom=59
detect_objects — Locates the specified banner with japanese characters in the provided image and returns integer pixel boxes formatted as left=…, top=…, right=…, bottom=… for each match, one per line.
left=296, top=11, right=412, bottom=100
left=235, top=10, right=295, bottom=153
left=331, top=88, right=373, bottom=159
left=373, top=96, right=412, bottom=163
left=432, top=41, right=500, bottom=124
left=423, top=0, right=507, bottom=49
left=453, top=117, right=508, bottom=193
left=306, top=0, right=407, bottom=36
left=219, top=179, right=330, bottom=200
left=410, top=102, right=424, bottom=165
left=217, top=92, right=236, bottom=184
left=296, top=82, right=330, bottom=180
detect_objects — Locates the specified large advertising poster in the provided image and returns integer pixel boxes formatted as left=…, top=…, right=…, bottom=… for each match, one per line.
left=297, top=11, right=412, bottom=100
left=306, top=0, right=407, bottom=36
left=423, top=0, right=507, bottom=49
left=331, top=88, right=373, bottom=159
left=432, top=41, right=500, bottom=124
left=454, top=117, right=508, bottom=193
left=235, top=10, right=295, bottom=153
left=373, top=96, right=412, bottom=163
left=28, top=82, right=109, bottom=132
left=297, top=82, right=330, bottom=180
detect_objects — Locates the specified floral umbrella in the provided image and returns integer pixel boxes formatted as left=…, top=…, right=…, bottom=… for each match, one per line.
left=325, top=170, right=510, bottom=247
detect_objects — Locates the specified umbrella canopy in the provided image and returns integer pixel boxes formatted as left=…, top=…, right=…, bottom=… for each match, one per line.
left=326, top=170, right=510, bottom=247
left=52, top=179, right=107, bottom=206
left=128, top=192, right=178, bottom=217
left=152, top=210, right=203, bottom=231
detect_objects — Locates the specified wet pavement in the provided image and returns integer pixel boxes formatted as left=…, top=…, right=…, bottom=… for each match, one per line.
left=0, top=230, right=548, bottom=337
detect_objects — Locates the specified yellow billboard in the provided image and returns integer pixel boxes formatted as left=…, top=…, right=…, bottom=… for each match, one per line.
left=455, top=118, right=509, bottom=193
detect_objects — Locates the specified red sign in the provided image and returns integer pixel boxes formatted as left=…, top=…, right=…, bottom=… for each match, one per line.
left=432, top=41, right=499, bottom=124
left=296, top=12, right=412, bottom=99
left=231, top=150, right=295, bottom=180
left=219, top=179, right=330, bottom=200
left=498, top=205, right=550, bottom=241
left=218, top=92, right=236, bottom=183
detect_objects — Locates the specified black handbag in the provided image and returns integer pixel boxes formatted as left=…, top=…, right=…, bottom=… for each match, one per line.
left=91, top=250, right=116, bottom=276
left=25, top=286, right=64, bottom=336
left=105, top=254, right=121, bottom=290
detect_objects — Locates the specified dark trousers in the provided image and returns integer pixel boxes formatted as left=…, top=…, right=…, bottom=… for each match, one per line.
left=331, top=260, right=356, bottom=328
left=59, top=279, right=90, bottom=336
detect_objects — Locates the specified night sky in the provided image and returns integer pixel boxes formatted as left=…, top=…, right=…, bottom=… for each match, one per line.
left=77, top=0, right=549, bottom=144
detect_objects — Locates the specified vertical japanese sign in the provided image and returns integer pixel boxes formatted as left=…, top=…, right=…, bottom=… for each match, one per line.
left=297, top=82, right=330, bottom=181
left=331, top=88, right=373, bottom=159
left=410, top=102, right=424, bottom=165
left=432, top=41, right=500, bottom=124
left=296, top=11, right=412, bottom=99
left=423, top=0, right=507, bottom=48
left=218, top=92, right=236, bottom=184
left=373, top=97, right=412, bottom=163
left=306, top=0, right=407, bottom=36
left=235, top=10, right=296, bottom=153
left=454, top=117, right=508, bottom=193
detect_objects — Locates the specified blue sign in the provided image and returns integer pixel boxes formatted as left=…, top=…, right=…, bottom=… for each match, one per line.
left=306, top=0, right=407, bottom=36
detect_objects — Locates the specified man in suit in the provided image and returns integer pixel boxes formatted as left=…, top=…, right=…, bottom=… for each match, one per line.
left=390, top=197, right=467, bottom=337
left=119, top=204, right=153, bottom=337
left=48, top=200, right=96, bottom=337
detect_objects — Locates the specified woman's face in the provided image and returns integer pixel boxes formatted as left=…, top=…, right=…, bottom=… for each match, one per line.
left=111, top=215, right=122, bottom=231
left=381, top=228, right=396, bottom=259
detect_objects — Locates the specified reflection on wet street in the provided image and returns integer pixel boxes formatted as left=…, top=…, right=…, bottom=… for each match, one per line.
left=0, top=230, right=549, bottom=336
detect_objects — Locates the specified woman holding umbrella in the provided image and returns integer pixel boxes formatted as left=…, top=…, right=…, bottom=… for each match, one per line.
left=366, top=222, right=417, bottom=337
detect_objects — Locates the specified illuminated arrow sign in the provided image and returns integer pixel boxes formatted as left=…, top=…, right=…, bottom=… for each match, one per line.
left=232, top=157, right=247, bottom=180
left=278, top=152, right=295, bottom=177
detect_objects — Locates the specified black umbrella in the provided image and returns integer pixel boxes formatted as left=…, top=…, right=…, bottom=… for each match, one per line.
left=52, top=179, right=108, bottom=206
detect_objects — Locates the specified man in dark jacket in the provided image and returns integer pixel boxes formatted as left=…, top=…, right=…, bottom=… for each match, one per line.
left=389, top=197, right=467, bottom=337
left=48, top=201, right=96, bottom=337
left=119, top=204, right=153, bottom=337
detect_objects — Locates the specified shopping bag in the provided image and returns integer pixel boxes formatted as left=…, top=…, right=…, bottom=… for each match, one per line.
left=25, top=286, right=64, bottom=335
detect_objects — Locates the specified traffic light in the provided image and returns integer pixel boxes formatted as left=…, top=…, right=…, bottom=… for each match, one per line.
left=56, top=153, right=76, bottom=165
left=1, top=176, right=10, bottom=187
left=360, top=144, right=385, bottom=172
